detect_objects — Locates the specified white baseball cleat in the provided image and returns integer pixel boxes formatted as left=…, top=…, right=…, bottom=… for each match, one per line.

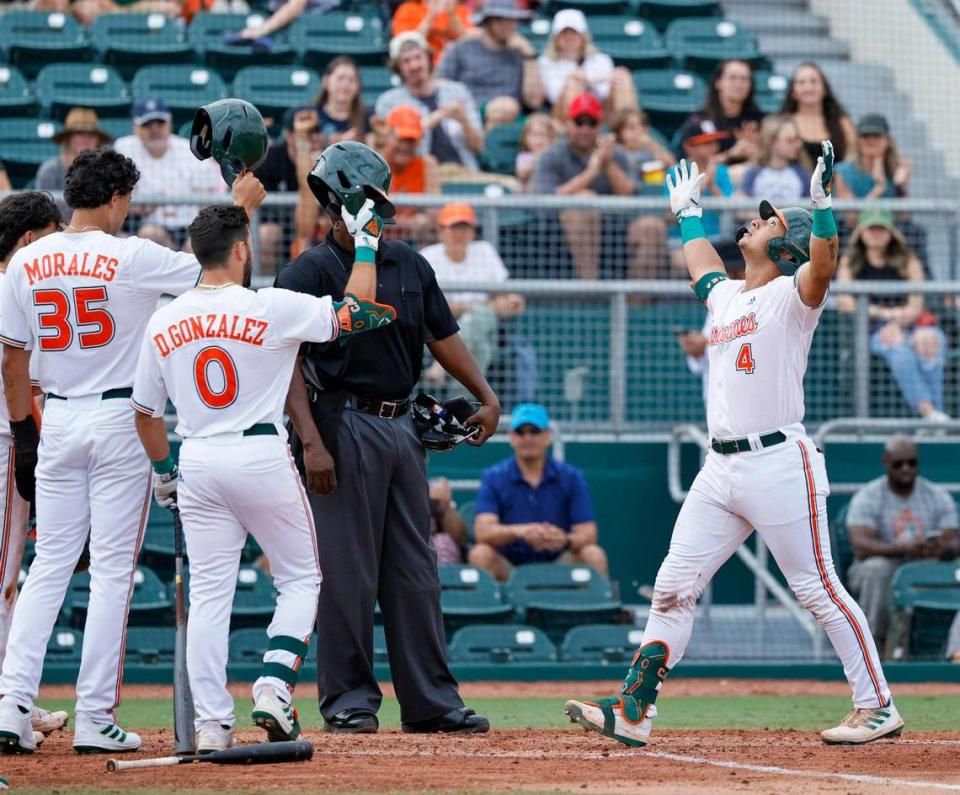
left=252, top=689, right=301, bottom=742
left=73, top=717, right=142, bottom=754
left=196, top=721, right=235, bottom=754
left=31, top=705, right=69, bottom=735
left=0, top=699, right=38, bottom=754
left=564, top=698, right=656, bottom=748
left=821, top=702, right=904, bottom=745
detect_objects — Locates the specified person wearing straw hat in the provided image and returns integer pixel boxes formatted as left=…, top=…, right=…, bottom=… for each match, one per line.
left=35, top=108, right=111, bottom=192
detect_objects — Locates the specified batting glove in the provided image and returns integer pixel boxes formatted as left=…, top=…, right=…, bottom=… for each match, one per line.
left=810, top=140, right=834, bottom=210
left=153, top=466, right=179, bottom=509
left=666, top=159, right=705, bottom=222
left=340, top=197, right=384, bottom=253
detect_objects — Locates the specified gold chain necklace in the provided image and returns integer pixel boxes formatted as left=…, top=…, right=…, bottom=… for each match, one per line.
left=65, top=224, right=104, bottom=233
left=197, top=281, right=238, bottom=290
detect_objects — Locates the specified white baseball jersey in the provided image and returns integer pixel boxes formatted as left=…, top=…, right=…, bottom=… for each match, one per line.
left=0, top=231, right=200, bottom=397
left=132, top=285, right=337, bottom=437
left=704, top=264, right=824, bottom=439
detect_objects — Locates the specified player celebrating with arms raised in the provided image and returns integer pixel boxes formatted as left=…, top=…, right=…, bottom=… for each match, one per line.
left=566, top=142, right=903, bottom=747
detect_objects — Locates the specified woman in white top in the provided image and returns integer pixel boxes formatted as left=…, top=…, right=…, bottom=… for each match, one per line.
left=537, top=8, right=638, bottom=120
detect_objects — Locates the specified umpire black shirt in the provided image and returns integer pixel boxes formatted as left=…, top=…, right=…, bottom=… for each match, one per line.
left=275, top=236, right=459, bottom=399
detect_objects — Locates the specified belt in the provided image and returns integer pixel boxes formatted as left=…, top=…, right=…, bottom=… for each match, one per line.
left=348, top=395, right=410, bottom=419
left=243, top=423, right=278, bottom=437
left=711, top=430, right=786, bottom=455
left=46, top=387, right=133, bottom=401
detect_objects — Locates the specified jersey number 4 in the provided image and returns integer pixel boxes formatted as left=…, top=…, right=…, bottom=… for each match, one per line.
left=194, top=346, right=239, bottom=409
left=736, top=343, right=756, bottom=374
left=33, top=287, right=115, bottom=351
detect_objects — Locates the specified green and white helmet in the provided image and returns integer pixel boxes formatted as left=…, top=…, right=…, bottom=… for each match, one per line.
left=759, top=200, right=812, bottom=275
left=307, top=141, right=396, bottom=220
left=190, top=98, right=268, bottom=187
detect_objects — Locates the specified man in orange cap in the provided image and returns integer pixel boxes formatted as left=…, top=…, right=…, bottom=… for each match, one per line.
left=382, top=105, right=439, bottom=243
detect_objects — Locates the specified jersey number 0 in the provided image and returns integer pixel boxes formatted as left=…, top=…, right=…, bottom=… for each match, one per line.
left=194, top=346, right=239, bottom=409
left=33, top=287, right=115, bottom=351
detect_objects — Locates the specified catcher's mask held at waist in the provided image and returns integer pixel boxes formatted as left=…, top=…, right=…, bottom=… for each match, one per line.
left=412, top=393, right=480, bottom=452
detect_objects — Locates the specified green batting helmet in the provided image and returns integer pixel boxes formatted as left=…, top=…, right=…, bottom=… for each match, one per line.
left=760, top=200, right=812, bottom=275
left=307, top=141, right=396, bottom=221
left=190, top=99, right=268, bottom=187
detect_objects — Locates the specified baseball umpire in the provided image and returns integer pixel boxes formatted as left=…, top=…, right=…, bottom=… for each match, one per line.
left=278, top=141, right=500, bottom=734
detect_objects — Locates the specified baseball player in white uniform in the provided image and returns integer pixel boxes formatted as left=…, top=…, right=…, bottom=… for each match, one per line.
left=0, top=150, right=264, bottom=754
left=566, top=141, right=903, bottom=747
left=131, top=203, right=396, bottom=752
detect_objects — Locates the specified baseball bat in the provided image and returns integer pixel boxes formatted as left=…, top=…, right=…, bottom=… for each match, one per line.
left=171, top=507, right=196, bottom=756
left=106, top=740, right=314, bottom=772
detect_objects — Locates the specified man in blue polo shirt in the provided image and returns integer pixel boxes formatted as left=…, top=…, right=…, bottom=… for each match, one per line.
left=468, top=404, right=608, bottom=582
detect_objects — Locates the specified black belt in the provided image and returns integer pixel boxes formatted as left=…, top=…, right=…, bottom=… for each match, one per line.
left=243, top=423, right=278, bottom=437
left=47, top=387, right=133, bottom=401
left=711, top=430, right=786, bottom=455
left=347, top=395, right=410, bottom=419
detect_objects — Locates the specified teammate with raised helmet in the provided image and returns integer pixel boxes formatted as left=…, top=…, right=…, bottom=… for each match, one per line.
left=565, top=141, right=904, bottom=747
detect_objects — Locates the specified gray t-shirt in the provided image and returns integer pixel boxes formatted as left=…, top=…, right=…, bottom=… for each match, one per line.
left=35, top=157, right=67, bottom=191
left=531, top=139, right=630, bottom=195
left=846, top=475, right=959, bottom=543
left=435, top=37, right=524, bottom=106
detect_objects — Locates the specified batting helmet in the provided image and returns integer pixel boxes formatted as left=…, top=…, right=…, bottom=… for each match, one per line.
left=307, top=141, right=396, bottom=220
left=759, top=200, right=812, bottom=275
left=190, top=99, right=268, bottom=187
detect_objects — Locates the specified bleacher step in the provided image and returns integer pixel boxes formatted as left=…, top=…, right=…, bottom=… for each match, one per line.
left=756, top=33, right=850, bottom=60
left=724, top=9, right=830, bottom=36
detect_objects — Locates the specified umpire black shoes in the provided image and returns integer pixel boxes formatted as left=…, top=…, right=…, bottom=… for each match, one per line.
left=401, top=707, right=490, bottom=734
left=323, top=709, right=379, bottom=733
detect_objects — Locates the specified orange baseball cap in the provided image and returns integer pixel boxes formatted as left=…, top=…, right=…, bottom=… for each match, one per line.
left=386, top=105, right=423, bottom=141
left=438, top=203, right=477, bottom=227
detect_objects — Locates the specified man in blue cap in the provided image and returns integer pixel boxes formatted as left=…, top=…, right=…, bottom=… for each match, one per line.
left=469, top=403, right=607, bottom=581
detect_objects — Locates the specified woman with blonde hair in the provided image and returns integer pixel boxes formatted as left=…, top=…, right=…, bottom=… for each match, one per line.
left=836, top=210, right=947, bottom=420
left=737, top=114, right=810, bottom=201
left=834, top=114, right=912, bottom=200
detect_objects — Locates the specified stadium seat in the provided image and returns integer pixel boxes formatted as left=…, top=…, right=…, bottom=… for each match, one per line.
left=358, top=65, right=398, bottom=109
left=373, top=624, right=388, bottom=663
left=290, top=12, right=388, bottom=69
left=753, top=71, right=789, bottom=114
left=90, top=13, right=194, bottom=81
left=140, top=503, right=177, bottom=576
left=131, top=65, right=228, bottom=128
left=458, top=499, right=476, bottom=543
left=828, top=502, right=855, bottom=585
left=0, top=118, right=58, bottom=189
left=889, top=561, right=960, bottom=660
left=0, top=11, right=93, bottom=78
left=232, top=66, right=321, bottom=127
left=35, top=63, right=131, bottom=122
left=188, top=12, right=296, bottom=81
left=482, top=121, right=523, bottom=175
left=129, top=566, right=173, bottom=626
left=544, top=0, right=632, bottom=14
left=664, top=18, right=765, bottom=77
left=517, top=17, right=552, bottom=55
left=505, top=564, right=623, bottom=644
left=99, top=116, right=135, bottom=144
left=560, top=624, right=645, bottom=663
left=586, top=17, right=671, bottom=70
left=124, top=626, right=176, bottom=666
left=46, top=628, right=83, bottom=665
left=0, top=66, right=36, bottom=117
left=448, top=624, right=557, bottom=663
left=637, top=0, right=720, bottom=31
left=228, top=566, right=276, bottom=629
left=439, top=565, right=513, bottom=638
left=228, top=628, right=319, bottom=665
left=631, top=68, right=707, bottom=138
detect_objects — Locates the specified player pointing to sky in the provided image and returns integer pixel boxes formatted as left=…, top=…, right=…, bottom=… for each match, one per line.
left=566, top=141, right=903, bottom=747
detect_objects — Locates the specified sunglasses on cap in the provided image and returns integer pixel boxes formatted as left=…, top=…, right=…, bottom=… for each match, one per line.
left=572, top=115, right=599, bottom=128
left=890, top=458, right=918, bottom=469
left=513, top=424, right=543, bottom=436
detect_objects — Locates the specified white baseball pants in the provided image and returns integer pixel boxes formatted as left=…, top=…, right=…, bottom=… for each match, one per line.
left=642, top=434, right=891, bottom=708
left=0, top=437, right=31, bottom=670
left=178, top=434, right=321, bottom=728
left=0, top=396, right=152, bottom=722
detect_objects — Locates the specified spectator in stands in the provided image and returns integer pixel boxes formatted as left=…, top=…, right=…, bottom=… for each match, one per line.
left=737, top=114, right=810, bottom=203
left=392, top=0, right=473, bottom=64
left=531, top=92, right=633, bottom=280
left=538, top=8, right=639, bottom=122
left=376, top=31, right=485, bottom=172
left=231, top=0, right=339, bottom=43
left=291, top=108, right=330, bottom=260
left=834, top=114, right=912, bottom=200
left=689, top=59, right=765, bottom=170
left=845, top=435, right=958, bottom=652
left=429, top=477, right=467, bottom=565
left=436, top=0, right=543, bottom=129
left=611, top=108, right=675, bottom=193
left=36, top=108, right=111, bottom=192
left=381, top=104, right=439, bottom=242
left=515, top=113, right=556, bottom=191
left=114, top=97, right=224, bottom=249
left=34, top=0, right=205, bottom=25
left=313, top=56, right=374, bottom=148
left=837, top=210, right=948, bottom=421
left=779, top=62, right=856, bottom=164
left=470, top=403, right=608, bottom=582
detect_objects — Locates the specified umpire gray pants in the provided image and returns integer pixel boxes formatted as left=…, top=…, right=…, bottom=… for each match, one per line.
left=309, top=408, right=463, bottom=723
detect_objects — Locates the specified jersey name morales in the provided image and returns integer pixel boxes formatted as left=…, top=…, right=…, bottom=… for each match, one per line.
left=152, top=313, right=269, bottom=358
left=24, top=251, right=120, bottom=286
left=708, top=311, right=758, bottom=346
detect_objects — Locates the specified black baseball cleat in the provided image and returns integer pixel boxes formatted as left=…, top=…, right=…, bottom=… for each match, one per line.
left=323, top=709, right=379, bottom=734
left=401, top=707, right=490, bottom=734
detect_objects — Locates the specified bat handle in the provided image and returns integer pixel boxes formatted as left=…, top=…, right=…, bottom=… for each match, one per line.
left=107, top=756, right=182, bottom=772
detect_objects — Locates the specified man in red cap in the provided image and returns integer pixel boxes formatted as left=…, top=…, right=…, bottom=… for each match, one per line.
left=531, top=92, right=634, bottom=279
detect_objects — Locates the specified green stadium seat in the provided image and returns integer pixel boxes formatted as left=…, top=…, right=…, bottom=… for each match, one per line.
left=140, top=502, right=177, bottom=576
left=587, top=17, right=671, bottom=70
left=828, top=502, right=855, bottom=585
left=637, top=0, right=720, bottom=32
left=518, top=17, right=552, bottom=55
left=482, top=121, right=523, bottom=175
left=232, top=66, right=321, bottom=127
left=0, top=11, right=93, bottom=79
left=129, top=565, right=173, bottom=626
left=35, top=63, right=131, bottom=122
left=188, top=12, right=296, bottom=81
left=439, top=565, right=513, bottom=638
left=505, top=564, right=622, bottom=643
left=90, top=13, right=193, bottom=81
left=0, top=66, right=36, bottom=117
left=228, top=628, right=318, bottom=664
left=448, top=624, right=557, bottom=663
left=98, top=116, right=135, bottom=144
left=229, top=566, right=277, bottom=628
left=560, top=624, right=645, bottom=663
left=373, top=624, right=388, bottom=663
left=0, top=118, right=58, bottom=189
left=124, top=626, right=175, bottom=666
left=632, top=68, right=707, bottom=138
left=131, top=65, right=228, bottom=128
left=358, top=65, right=398, bottom=108
left=47, top=628, right=83, bottom=665
left=545, top=0, right=631, bottom=13
left=290, top=12, right=388, bottom=69
left=753, top=70, right=789, bottom=114
left=458, top=499, right=476, bottom=543
left=889, top=561, right=960, bottom=660
left=665, top=18, right=764, bottom=77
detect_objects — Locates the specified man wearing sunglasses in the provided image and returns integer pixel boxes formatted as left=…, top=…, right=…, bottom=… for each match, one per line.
left=846, top=435, right=959, bottom=652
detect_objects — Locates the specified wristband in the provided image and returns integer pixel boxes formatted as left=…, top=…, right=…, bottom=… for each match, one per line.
left=354, top=246, right=376, bottom=264
left=151, top=455, right=176, bottom=475
left=679, top=215, right=707, bottom=244
left=691, top=271, right=728, bottom=301
left=812, top=207, right=838, bottom=239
